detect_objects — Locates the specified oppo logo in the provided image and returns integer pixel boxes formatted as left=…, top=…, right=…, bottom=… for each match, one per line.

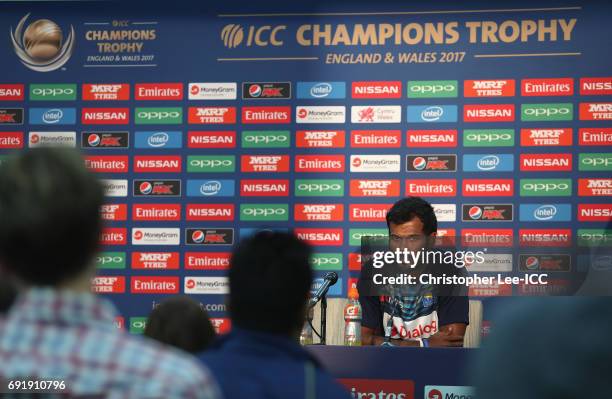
left=32, top=88, right=74, bottom=96
left=245, top=135, right=287, bottom=143
left=524, top=107, right=570, bottom=116
left=242, top=208, right=286, bottom=216
left=190, top=159, right=233, bottom=168
left=96, top=256, right=123, bottom=264
left=137, top=111, right=180, bottom=120
left=582, top=157, right=612, bottom=167
left=312, top=257, right=340, bottom=266
left=351, top=232, right=386, bottom=240
left=466, top=133, right=512, bottom=142
left=297, top=183, right=341, bottom=192
left=410, top=84, right=454, bottom=93
left=523, top=183, right=569, bottom=192
left=131, top=320, right=147, bottom=329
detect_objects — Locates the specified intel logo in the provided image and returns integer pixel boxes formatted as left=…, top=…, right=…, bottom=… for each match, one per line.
left=148, top=132, right=169, bottom=147
left=478, top=155, right=500, bottom=171
left=200, top=180, right=221, bottom=196
left=310, top=83, right=332, bottom=98
left=534, top=205, right=557, bottom=220
left=43, top=109, right=63, bottom=123
left=421, top=106, right=443, bottom=122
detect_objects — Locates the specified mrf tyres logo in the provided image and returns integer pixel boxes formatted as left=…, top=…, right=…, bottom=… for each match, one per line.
left=11, top=13, right=75, bottom=72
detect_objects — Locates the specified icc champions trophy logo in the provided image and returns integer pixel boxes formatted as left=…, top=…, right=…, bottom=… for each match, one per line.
left=10, top=13, right=75, bottom=72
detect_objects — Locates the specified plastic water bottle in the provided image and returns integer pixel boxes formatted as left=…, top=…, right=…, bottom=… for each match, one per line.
left=300, top=306, right=314, bottom=345
left=344, top=287, right=362, bottom=346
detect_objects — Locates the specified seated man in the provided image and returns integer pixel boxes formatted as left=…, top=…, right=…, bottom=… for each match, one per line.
left=359, top=197, right=469, bottom=347
left=200, top=231, right=350, bottom=399
left=0, top=148, right=220, bottom=399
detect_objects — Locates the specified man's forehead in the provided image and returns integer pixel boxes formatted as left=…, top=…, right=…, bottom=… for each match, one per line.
left=389, top=218, right=424, bottom=234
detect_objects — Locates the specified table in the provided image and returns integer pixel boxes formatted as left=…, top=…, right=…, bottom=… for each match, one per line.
left=308, top=346, right=477, bottom=399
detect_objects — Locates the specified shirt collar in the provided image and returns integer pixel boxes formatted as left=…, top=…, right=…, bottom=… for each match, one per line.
left=8, top=286, right=118, bottom=330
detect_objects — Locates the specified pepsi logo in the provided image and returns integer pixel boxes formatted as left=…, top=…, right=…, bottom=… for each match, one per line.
left=139, top=182, right=153, bottom=195
left=88, top=134, right=101, bottom=147
left=192, top=230, right=205, bottom=243
left=525, top=256, right=539, bottom=270
left=469, top=206, right=483, bottom=220
left=186, top=279, right=196, bottom=289
left=134, top=230, right=143, bottom=240
left=412, top=157, right=427, bottom=170
left=248, top=84, right=262, bottom=97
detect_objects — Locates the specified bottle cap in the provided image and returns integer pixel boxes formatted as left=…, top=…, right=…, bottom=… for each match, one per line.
left=348, top=287, right=359, bottom=300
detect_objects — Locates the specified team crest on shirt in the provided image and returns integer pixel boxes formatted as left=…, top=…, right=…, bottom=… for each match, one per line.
left=421, top=294, right=434, bottom=308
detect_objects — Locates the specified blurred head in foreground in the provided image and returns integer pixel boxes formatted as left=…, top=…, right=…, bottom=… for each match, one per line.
left=229, top=231, right=313, bottom=338
left=145, top=296, right=216, bottom=353
left=0, top=148, right=103, bottom=289
left=0, top=276, right=17, bottom=314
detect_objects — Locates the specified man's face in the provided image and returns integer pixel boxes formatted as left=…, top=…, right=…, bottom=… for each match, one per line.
left=388, top=217, right=434, bottom=253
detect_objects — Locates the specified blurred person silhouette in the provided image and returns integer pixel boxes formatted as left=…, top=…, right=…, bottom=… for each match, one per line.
left=0, top=273, right=17, bottom=315
left=0, top=148, right=220, bottom=399
left=145, top=295, right=216, bottom=353
left=200, top=231, right=351, bottom=399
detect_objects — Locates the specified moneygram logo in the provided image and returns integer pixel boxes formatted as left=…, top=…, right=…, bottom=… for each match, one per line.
left=184, top=277, right=229, bottom=294
left=464, top=79, right=515, bottom=97
left=30, top=84, right=76, bottom=100
left=101, top=179, right=128, bottom=197
left=425, top=386, right=474, bottom=399
left=520, top=179, right=572, bottom=196
left=295, top=179, right=344, bottom=196
left=407, top=105, right=458, bottom=123
left=240, top=204, right=288, bottom=221
left=132, top=228, right=180, bottom=246
left=296, top=82, right=346, bottom=99
left=135, top=107, right=182, bottom=124
left=296, top=106, right=345, bottom=123
left=29, top=132, right=76, bottom=148
left=81, top=108, right=129, bottom=124
left=82, top=132, right=128, bottom=149
left=188, top=82, right=237, bottom=100
left=463, top=129, right=514, bottom=147
left=240, top=179, right=289, bottom=197
left=407, top=130, right=457, bottom=148
left=407, top=80, right=457, bottom=98
left=242, top=130, right=290, bottom=148
left=521, top=103, right=573, bottom=121
left=10, top=14, right=75, bottom=72
left=82, top=83, right=129, bottom=101
left=133, top=180, right=181, bottom=197
left=187, top=155, right=235, bottom=173
left=350, top=155, right=400, bottom=172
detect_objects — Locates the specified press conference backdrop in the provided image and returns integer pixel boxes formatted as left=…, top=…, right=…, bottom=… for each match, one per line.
left=0, top=0, right=611, bottom=336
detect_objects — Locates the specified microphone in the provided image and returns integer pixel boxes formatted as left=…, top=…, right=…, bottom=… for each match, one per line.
left=308, top=272, right=338, bottom=308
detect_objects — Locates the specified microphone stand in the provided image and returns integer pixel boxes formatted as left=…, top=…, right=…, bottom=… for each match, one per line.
left=320, top=295, right=327, bottom=345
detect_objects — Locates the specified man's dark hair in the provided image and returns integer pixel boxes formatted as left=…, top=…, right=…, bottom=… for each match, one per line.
left=386, top=196, right=437, bottom=235
left=0, top=148, right=104, bottom=286
left=145, top=296, right=216, bottom=353
left=0, top=277, right=17, bottom=314
left=229, top=231, right=313, bottom=335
